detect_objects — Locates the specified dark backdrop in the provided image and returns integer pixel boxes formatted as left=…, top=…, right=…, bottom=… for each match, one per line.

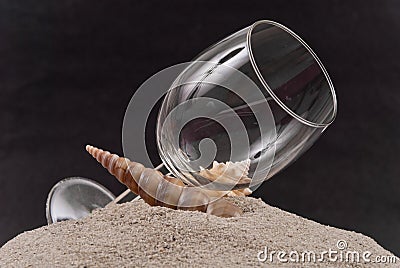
left=1, top=0, right=399, bottom=255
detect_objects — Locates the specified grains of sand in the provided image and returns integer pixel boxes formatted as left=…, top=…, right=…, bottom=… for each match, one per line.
left=0, top=197, right=397, bottom=267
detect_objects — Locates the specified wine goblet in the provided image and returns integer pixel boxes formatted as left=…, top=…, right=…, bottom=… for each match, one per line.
left=156, top=20, right=337, bottom=192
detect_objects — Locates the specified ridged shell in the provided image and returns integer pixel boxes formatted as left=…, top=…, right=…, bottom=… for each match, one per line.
left=156, top=178, right=184, bottom=209
left=177, top=187, right=209, bottom=212
left=86, top=145, right=244, bottom=217
left=199, top=160, right=251, bottom=184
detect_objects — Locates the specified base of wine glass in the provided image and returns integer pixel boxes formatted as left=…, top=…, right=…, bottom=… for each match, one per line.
left=46, top=177, right=116, bottom=224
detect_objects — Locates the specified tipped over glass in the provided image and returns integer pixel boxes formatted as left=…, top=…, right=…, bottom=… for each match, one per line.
left=156, top=20, right=337, bottom=192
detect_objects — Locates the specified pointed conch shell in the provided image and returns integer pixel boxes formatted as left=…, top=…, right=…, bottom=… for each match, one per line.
left=86, top=145, right=244, bottom=217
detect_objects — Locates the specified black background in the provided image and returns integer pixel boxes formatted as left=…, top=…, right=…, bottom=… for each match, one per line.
left=1, top=0, right=399, bottom=255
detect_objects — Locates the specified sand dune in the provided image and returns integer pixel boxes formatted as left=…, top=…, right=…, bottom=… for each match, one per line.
left=0, top=197, right=397, bottom=267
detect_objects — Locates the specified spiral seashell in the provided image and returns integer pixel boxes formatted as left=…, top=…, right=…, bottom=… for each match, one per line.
left=155, top=177, right=184, bottom=209
left=138, top=168, right=164, bottom=206
left=177, top=187, right=209, bottom=212
left=86, top=145, right=243, bottom=217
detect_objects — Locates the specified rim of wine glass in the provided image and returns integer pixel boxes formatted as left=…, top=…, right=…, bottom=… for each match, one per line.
left=246, top=20, right=338, bottom=128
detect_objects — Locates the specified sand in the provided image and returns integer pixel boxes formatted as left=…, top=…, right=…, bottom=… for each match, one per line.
left=0, top=197, right=397, bottom=267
